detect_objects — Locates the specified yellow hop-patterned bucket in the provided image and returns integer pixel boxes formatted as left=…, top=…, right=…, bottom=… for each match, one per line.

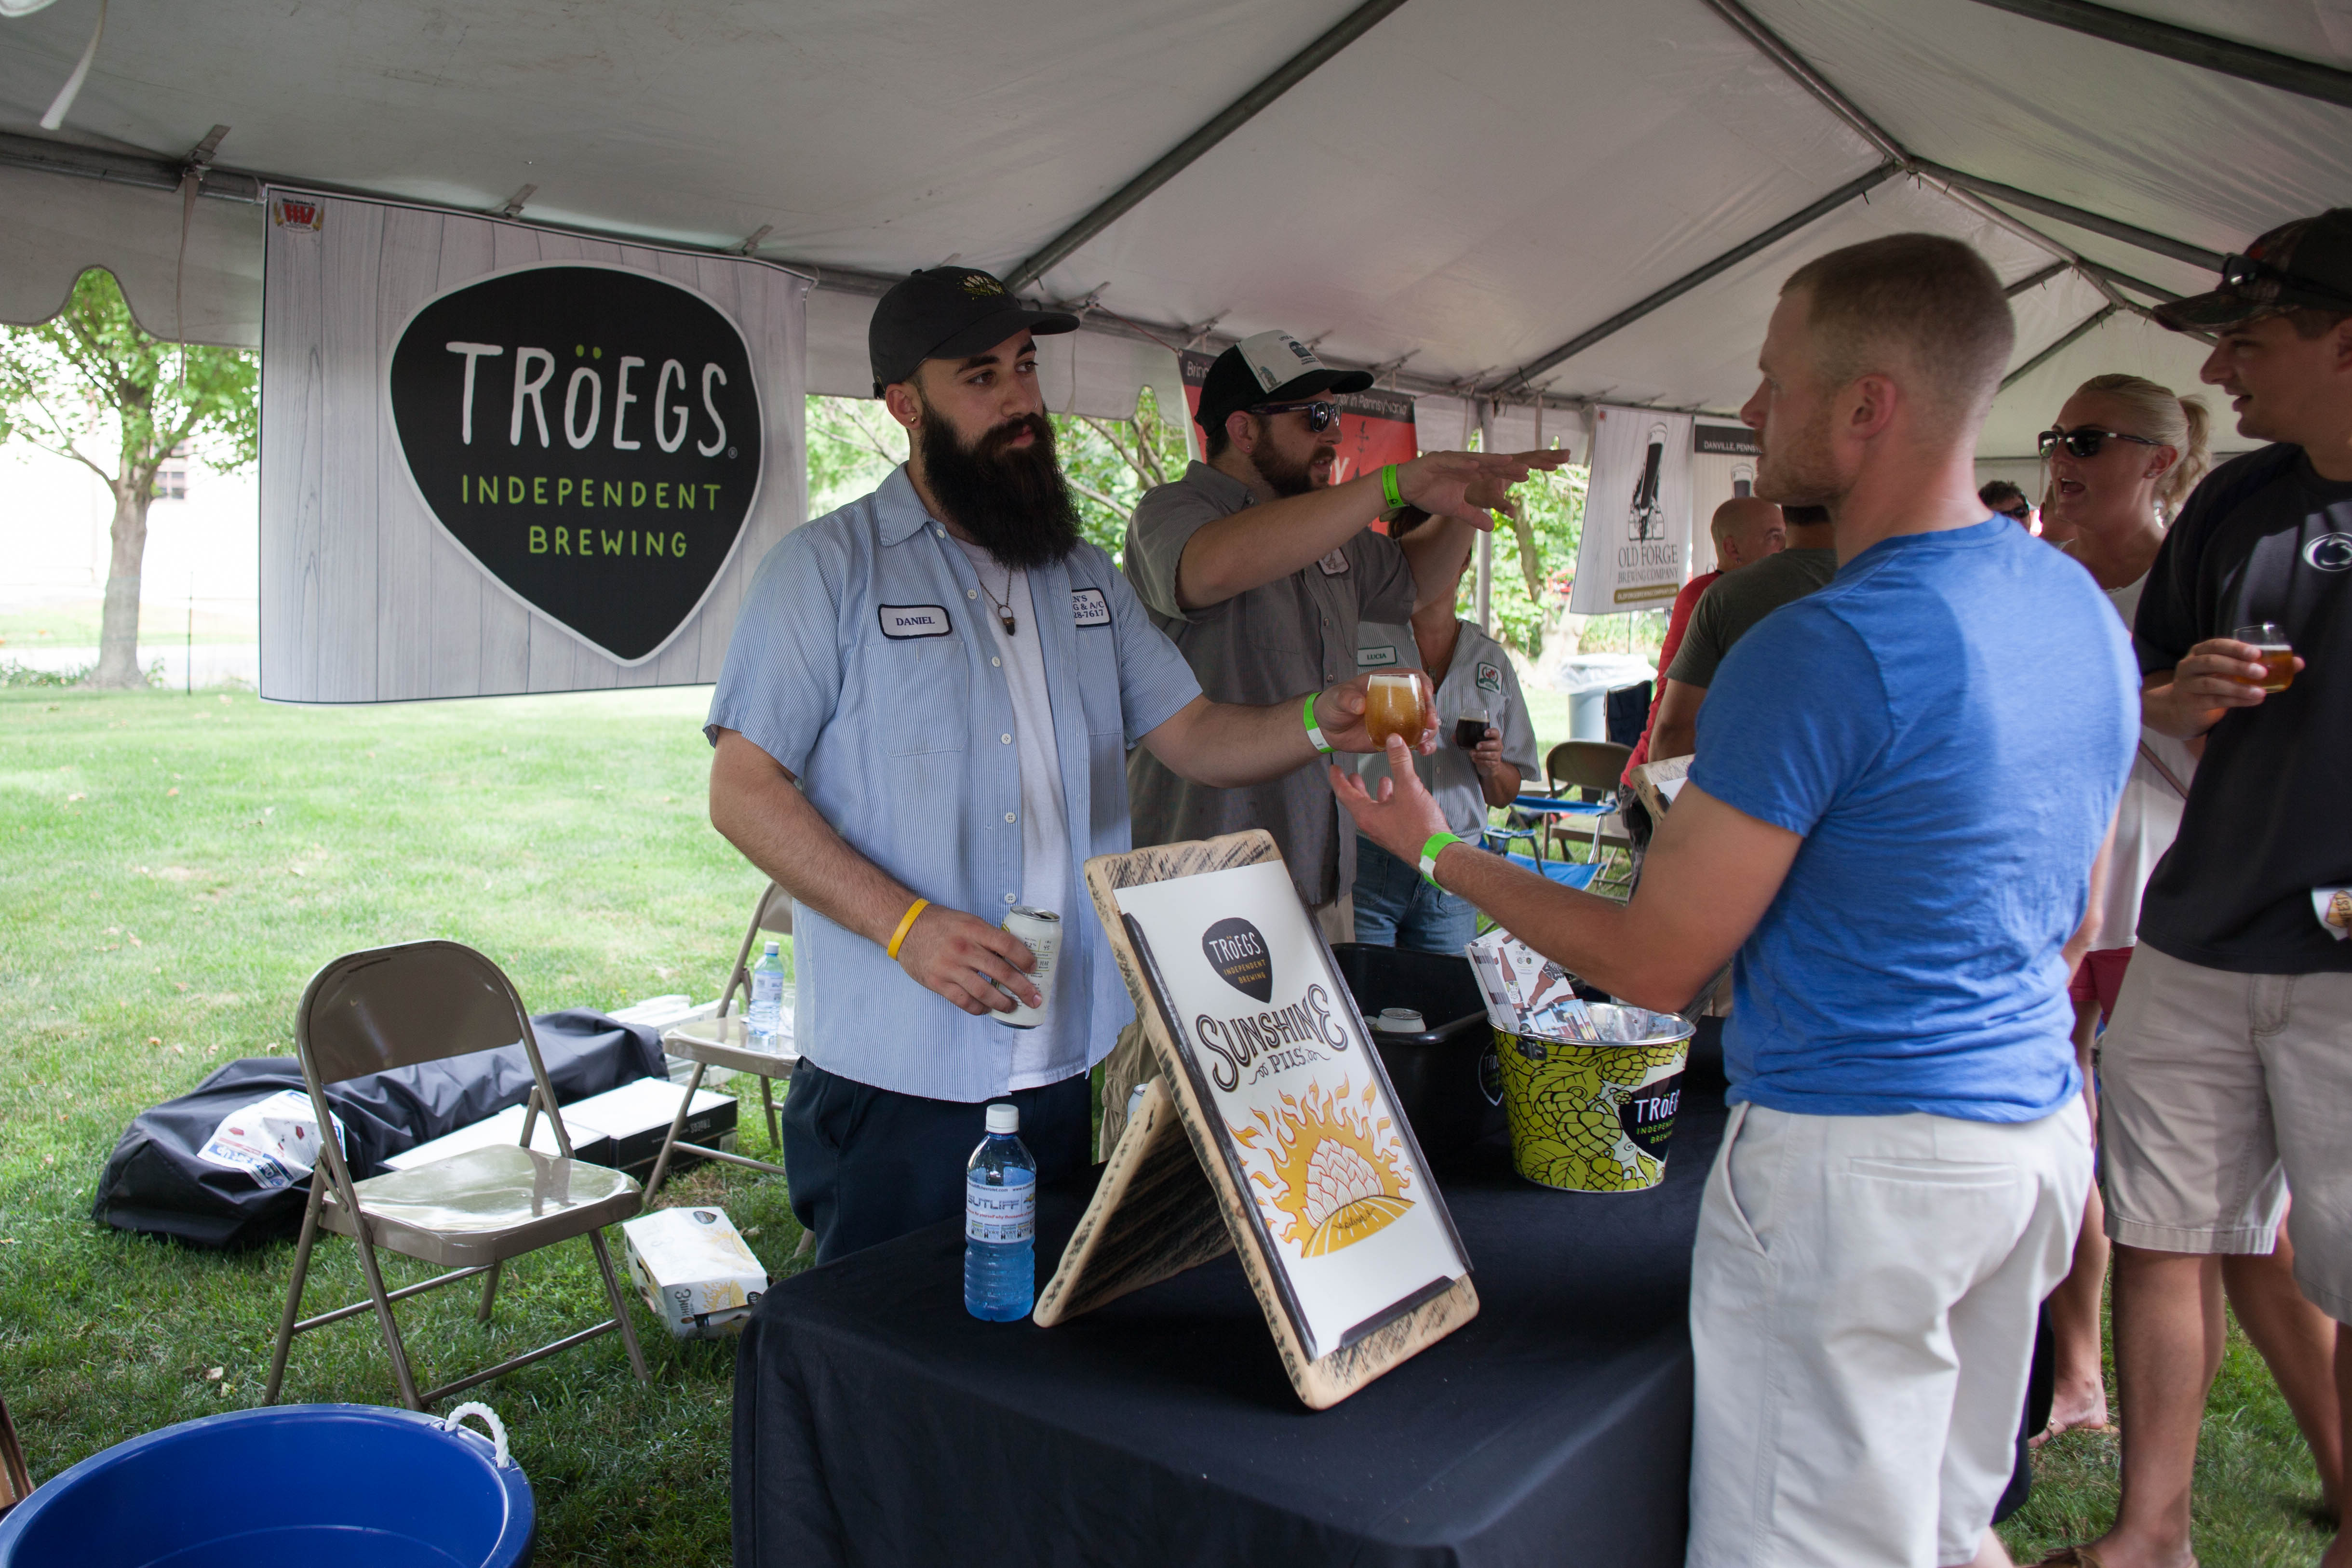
left=1495, top=1004, right=1695, bottom=1193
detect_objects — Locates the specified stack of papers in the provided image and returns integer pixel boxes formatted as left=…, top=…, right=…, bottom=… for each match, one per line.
left=1465, top=929, right=1602, bottom=1043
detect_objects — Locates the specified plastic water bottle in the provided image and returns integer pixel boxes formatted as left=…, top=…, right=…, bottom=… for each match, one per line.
left=747, top=939, right=785, bottom=1052
left=964, top=1103, right=1037, bottom=1321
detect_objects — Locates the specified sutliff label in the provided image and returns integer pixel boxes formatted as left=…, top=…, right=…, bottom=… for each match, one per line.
left=387, top=263, right=763, bottom=665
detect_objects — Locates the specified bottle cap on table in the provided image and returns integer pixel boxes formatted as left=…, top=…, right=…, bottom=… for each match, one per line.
left=1372, top=1007, right=1427, bottom=1034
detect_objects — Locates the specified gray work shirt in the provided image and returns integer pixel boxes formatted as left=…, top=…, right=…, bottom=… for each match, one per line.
left=1354, top=620, right=1542, bottom=841
left=1123, top=460, right=1416, bottom=905
left=705, top=466, right=1202, bottom=1103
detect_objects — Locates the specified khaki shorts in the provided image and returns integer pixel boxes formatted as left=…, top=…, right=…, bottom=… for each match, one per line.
left=2100, top=942, right=2352, bottom=1320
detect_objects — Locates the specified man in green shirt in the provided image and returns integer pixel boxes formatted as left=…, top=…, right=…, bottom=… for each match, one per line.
left=1643, top=504, right=1836, bottom=764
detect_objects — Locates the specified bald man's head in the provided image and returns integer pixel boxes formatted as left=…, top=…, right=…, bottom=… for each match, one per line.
left=1709, top=496, right=1787, bottom=570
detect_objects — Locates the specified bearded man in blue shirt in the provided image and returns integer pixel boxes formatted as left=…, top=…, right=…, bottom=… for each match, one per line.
left=705, top=268, right=1467, bottom=1264
left=1339, top=234, right=2135, bottom=1568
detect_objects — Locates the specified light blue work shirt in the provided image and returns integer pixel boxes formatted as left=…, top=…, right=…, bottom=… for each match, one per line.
left=705, top=466, right=1202, bottom=1102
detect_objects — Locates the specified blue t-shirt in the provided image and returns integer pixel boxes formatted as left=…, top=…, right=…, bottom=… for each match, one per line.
left=1690, top=517, right=2137, bottom=1121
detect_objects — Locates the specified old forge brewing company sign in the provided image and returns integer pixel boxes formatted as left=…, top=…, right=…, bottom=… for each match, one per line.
left=387, top=263, right=763, bottom=665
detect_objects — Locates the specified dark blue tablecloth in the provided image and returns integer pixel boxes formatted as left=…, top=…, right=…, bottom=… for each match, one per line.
left=733, top=1024, right=1728, bottom=1568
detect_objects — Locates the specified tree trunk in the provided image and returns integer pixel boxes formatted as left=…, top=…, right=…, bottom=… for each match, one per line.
left=89, top=478, right=152, bottom=689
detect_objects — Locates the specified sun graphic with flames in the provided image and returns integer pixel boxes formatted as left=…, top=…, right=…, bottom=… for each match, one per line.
left=1230, top=1075, right=1415, bottom=1258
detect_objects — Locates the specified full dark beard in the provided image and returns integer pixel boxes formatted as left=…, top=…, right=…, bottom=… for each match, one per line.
left=917, top=411, right=1083, bottom=569
left=1252, top=429, right=1329, bottom=498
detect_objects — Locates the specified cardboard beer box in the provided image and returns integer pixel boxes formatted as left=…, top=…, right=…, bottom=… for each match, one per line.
left=621, top=1206, right=768, bottom=1339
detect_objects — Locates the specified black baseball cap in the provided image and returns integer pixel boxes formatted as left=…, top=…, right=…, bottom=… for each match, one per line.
left=1195, top=329, right=1374, bottom=433
left=868, top=266, right=1079, bottom=394
left=2155, top=209, right=2352, bottom=333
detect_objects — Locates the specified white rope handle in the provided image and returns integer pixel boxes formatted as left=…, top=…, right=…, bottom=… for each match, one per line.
left=442, top=1401, right=511, bottom=1469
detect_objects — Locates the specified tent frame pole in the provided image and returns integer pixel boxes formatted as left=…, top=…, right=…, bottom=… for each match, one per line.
left=1002, top=0, right=1411, bottom=292
left=1999, top=304, right=2121, bottom=391
left=1910, top=162, right=2223, bottom=272
left=1484, top=163, right=1899, bottom=397
left=1962, top=0, right=2352, bottom=110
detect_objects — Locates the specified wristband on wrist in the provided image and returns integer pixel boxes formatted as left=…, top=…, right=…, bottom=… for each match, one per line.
left=1380, top=463, right=1403, bottom=509
left=1303, top=693, right=1333, bottom=755
left=885, top=897, right=930, bottom=959
left=1417, top=831, right=1463, bottom=889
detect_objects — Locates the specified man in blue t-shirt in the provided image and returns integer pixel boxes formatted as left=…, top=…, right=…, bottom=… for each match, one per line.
left=1338, top=234, right=2136, bottom=1567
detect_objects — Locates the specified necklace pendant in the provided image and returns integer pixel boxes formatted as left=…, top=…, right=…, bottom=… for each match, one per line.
left=998, top=608, right=1017, bottom=637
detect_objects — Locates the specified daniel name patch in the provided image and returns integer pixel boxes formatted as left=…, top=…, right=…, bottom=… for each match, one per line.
left=1071, top=588, right=1111, bottom=628
left=878, top=604, right=951, bottom=639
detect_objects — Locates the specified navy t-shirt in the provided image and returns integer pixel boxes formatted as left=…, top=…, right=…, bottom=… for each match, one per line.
left=1691, top=518, right=2137, bottom=1121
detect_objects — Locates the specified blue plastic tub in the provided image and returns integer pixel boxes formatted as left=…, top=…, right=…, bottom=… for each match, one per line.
left=0, top=1402, right=532, bottom=1568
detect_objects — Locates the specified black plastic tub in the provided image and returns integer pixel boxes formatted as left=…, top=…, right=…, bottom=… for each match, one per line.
left=1329, top=943, right=1500, bottom=1157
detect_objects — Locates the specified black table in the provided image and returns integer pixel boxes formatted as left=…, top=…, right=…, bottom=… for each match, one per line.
left=733, top=1025, right=1727, bottom=1568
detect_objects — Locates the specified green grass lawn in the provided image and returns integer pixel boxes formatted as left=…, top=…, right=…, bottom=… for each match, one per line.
left=0, top=685, right=2335, bottom=1566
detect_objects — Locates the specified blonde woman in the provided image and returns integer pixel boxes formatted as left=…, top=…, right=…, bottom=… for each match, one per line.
left=2038, top=375, right=2344, bottom=1511
left=2035, top=372, right=2205, bottom=1441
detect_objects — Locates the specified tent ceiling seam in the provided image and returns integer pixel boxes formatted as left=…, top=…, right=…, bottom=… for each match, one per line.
left=1911, top=162, right=2224, bottom=271
left=1482, top=162, right=1901, bottom=398
left=2000, top=302, right=2120, bottom=390
left=1001, top=0, right=1411, bottom=292
left=1962, top=0, right=2352, bottom=110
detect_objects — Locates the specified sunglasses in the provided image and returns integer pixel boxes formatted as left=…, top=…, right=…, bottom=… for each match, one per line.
left=1996, top=503, right=2032, bottom=522
left=2220, top=252, right=2352, bottom=312
left=1252, top=398, right=1339, bottom=433
left=2038, top=425, right=2160, bottom=460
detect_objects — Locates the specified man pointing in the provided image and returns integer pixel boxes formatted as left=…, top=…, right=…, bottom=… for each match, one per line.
left=706, top=268, right=1398, bottom=1262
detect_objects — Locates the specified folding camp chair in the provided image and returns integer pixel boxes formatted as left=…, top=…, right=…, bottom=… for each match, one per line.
left=1545, top=740, right=1637, bottom=895
left=264, top=940, right=648, bottom=1411
left=645, top=880, right=795, bottom=1199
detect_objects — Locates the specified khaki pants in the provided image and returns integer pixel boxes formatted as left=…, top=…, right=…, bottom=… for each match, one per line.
left=2100, top=943, right=2352, bottom=1318
left=1687, top=1100, right=2091, bottom=1567
left=1098, top=893, right=1352, bottom=1157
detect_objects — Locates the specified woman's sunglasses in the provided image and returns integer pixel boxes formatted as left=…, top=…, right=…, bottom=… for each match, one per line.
left=1252, top=398, right=1339, bottom=433
left=2038, top=425, right=2160, bottom=460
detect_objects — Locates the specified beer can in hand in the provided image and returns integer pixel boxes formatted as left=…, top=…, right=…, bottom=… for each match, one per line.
left=995, top=906, right=1062, bottom=1030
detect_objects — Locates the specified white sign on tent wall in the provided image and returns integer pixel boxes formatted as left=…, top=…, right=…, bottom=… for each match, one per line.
left=1567, top=406, right=1693, bottom=615
left=258, top=191, right=809, bottom=702
left=1686, top=421, right=1762, bottom=578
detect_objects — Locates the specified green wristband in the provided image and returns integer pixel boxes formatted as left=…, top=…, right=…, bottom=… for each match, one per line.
left=1303, top=693, right=1333, bottom=755
left=1380, top=463, right=1403, bottom=509
left=1417, top=831, right=1463, bottom=888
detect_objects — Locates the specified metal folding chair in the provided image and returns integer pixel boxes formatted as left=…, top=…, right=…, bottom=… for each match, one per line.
left=264, top=940, right=648, bottom=1411
left=1545, top=740, right=1638, bottom=895
left=645, top=881, right=795, bottom=1200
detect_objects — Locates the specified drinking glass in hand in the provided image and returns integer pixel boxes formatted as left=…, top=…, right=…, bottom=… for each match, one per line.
left=1365, top=672, right=1431, bottom=748
left=2233, top=622, right=2297, bottom=693
left=1455, top=705, right=1492, bottom=751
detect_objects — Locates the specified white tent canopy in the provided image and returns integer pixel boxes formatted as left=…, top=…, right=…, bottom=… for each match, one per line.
left=3, top=0, right=2347, bottom=462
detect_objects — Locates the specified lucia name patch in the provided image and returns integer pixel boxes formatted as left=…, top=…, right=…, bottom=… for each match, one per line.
left=1071, top=587, right=1111, bottom=628
left=878, top=604, right=951, bottom=639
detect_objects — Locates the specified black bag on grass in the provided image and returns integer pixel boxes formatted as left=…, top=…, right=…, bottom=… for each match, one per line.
left=90, top=1010, right=664, bottom=1249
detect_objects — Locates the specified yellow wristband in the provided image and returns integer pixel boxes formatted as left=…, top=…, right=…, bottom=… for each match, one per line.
left=886, top=898, right=930, bottom=959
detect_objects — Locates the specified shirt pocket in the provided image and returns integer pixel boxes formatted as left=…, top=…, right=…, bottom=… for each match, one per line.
left=871, top=639, right=970, bottom=757
left=1076, top=642, right=1127, bottom=738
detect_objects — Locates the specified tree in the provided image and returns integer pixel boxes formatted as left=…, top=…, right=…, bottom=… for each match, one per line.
left=0, top=269, right=258, bottom=687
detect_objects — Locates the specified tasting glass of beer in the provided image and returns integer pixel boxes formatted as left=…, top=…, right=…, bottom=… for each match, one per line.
left=2232, top=622, right=2297, bottom=693
left=1455, top=705, right=1492, bottom=750
left=1365, top=671, right=1431, bottom=748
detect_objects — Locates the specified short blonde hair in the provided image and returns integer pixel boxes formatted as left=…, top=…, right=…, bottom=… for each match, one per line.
left=1783, top=234, right=2015, bottom=425
left=2072, top=373, right=2211, bottom=517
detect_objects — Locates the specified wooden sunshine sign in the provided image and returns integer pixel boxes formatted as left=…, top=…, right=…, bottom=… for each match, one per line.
left=1034, top=831, right=1477, bottom=1409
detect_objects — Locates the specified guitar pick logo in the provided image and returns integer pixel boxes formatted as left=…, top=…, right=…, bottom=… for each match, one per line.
left=387, top=263, right=763, bottom=665
left=1202, top=917, right=1273, bottom=1003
